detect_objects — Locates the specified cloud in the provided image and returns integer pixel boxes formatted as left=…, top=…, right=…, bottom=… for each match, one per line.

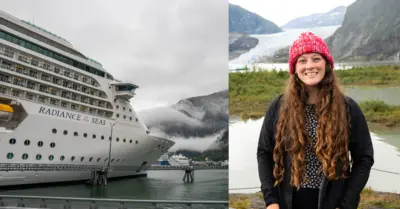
left=150, top=128, right=223, bottom=153
left=1, top=0, right=228, bottom=110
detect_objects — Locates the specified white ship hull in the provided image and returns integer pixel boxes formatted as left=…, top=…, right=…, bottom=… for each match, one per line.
left=0, top=99, right=174, bottom=186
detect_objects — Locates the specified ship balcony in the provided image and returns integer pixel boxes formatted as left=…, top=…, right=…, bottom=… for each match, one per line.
left=115, top=90, right=135, bottom=99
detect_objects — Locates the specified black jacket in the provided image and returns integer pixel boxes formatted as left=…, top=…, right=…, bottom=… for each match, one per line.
left=257, top=95, right=374, bottom=209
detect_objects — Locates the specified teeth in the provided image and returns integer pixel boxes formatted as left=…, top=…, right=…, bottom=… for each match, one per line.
left=306, top=72, right=317, bottom=76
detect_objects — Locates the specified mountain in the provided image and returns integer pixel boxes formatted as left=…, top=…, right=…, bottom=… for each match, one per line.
left=325, top=0, right=400, bottom=61
left=229, top=32, right=259, bottom=60
left=282, top=6, right=346, bottom=29
left=229, top=3, right=283, bottom=35
left=138, top=90, right=228, bottom=160
left=175, top=129, right=228, bottom=161
left=262, top=0, right=400, bottom=63
left=140, top=89, right=228, bottom=138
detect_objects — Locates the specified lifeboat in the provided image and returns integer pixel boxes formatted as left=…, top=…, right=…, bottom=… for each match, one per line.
left=0, top=103, right=13, bottom=122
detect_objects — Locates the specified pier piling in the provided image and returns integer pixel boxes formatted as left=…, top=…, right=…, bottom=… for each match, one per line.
left=87, top=170, right=108, bottom=186
left=182, top=167, right=194, bottom=183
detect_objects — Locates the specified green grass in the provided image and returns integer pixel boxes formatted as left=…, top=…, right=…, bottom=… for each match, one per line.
left=359, top=101, right=400, bottom=126
left=229, top=65, right=400, bottom=124
left=229, top=187, right=400, bottom=209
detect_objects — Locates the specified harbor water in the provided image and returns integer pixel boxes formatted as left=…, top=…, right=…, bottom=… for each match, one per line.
left=0, top=170, right=228, bottom=209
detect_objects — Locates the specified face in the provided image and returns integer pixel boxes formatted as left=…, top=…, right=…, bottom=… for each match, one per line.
left=295, top=53, right=326, bottom=87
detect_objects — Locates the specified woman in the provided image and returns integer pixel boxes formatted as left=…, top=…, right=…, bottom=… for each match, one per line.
left=257, top=32, right=374, bottom=209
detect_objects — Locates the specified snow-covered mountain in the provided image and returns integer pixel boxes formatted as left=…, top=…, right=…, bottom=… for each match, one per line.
left=282, top=6, right=346, bottom=29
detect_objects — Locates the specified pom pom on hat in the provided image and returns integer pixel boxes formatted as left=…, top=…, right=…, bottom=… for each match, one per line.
left=288, top=32, right=334, bottom=74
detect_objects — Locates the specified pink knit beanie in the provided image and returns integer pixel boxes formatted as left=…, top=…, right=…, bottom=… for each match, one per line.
left=288, top=32, right=334, bottom=74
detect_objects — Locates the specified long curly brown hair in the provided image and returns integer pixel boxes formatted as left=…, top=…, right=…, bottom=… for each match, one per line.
left=273, top=63, right=351, bottom=190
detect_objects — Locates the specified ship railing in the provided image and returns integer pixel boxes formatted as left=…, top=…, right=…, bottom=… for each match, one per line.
left=0, top=163, right=228, bottom=171
left=0, top=195, right=228, bottom=209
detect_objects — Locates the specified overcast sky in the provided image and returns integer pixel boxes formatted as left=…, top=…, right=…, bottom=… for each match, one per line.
left=0, top=0, right=228, bottom=111
left=229, top=0, right=356, bottom=26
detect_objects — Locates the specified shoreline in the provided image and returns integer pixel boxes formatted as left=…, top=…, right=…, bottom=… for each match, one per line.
left=229, top=65, right=400, bottom=124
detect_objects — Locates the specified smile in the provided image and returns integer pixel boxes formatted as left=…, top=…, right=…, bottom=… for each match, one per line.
left=305, top=72, right=318, bottom=76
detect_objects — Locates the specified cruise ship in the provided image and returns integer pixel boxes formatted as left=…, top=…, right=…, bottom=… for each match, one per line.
left=0, top=10, right=174, bottom=186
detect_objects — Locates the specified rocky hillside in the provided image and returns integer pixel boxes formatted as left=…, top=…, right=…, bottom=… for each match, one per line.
left=282, top=6, right=346, bottom=28
left=229, top=32, right=259, bottom=60
left=229, top=3, right=282, bottom=35
left=325, top=0, right=400, bottom=61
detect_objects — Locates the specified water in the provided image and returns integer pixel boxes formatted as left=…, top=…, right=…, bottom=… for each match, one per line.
left=344, top=86, right=400, bottom=105
left=0, top=170, right=228, bottom=209
left=229, top=87, right=400, bottom=194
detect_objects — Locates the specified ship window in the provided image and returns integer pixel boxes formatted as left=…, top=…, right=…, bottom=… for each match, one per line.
left=109, top=136, right=112, bottom=141
left=92, top=134, right=96, bottom=139
left=71, top=156, right=75, bottom=161
left=116, top=159, right=120, bottom=163
left=22, top=153, right=28, bottom=160
left=6, top=153, right=14, bottom=159
left=123, top=139, right=126, bottom=143
left=97, top=158, right=101, bottom=162
left=101, top=135, right=104, bottom=140
left=136, top=140, right=138, bottom=144
left=111, top=158, right=115, bottom=163
left=116, top=138, right=119, bottom=142
left=63, top=130, right=68, bottom=135
left=19, top=40, right=26, bottom=47
left=9, top=138, right=16, bottom=145
left=136, top=118, right=138, bottom=122
left=38, top=141, right=43, bottom=147
left=74, top=132, right=78, bottom=136
left=116, top=105, right=119, bottom=109
left=60, top=155, right=65, bottom=161
left=52, top=128, right=57, bottom=134
left=116, top=114, right=120, bottom=118
left=89, top=157, right=93, bottom=162
left=130, top=117, right=132, bottom=121
left=49, top=155, right=54, bottom=161
left=104, top=158, right=108, bottom=162
left=129, top=109, right=132, bottom=112
left=129, top=140, right=132, bottom=143
left=123, top=107, right=126, bottom=111
left=81, top=157, right=85, bottom=162
left=123, top=115, right=126, bottom=119
left=50, top=142, right=56, bottom=148
left=5, top=34, right=12, bottom=42
left=84, top=133, right=87, bottom=138
left=24, top=140, right=30, bottom=146
left=36, top=154, right=42, bottom=160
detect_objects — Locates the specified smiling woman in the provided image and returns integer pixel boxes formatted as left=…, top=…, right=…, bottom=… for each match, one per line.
left=256, top=32, right=374, bottom=209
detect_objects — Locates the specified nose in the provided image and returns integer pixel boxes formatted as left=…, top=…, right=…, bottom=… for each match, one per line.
left=305, top=59, right=314, bottom=69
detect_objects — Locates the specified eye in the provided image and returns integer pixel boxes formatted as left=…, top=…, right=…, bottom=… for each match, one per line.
left=297, top=59, right=305, bottom=63
left=313, top=57, right=321, bottom=61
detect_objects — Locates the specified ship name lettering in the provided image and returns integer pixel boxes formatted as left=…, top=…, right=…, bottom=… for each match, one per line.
left=38, top=107, right=81, bottom=121
left=92, top=118, right=106, bottom=125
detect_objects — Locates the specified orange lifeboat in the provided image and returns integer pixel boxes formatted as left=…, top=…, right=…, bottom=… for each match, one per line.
left=0, top=103, right=13, bottom=121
